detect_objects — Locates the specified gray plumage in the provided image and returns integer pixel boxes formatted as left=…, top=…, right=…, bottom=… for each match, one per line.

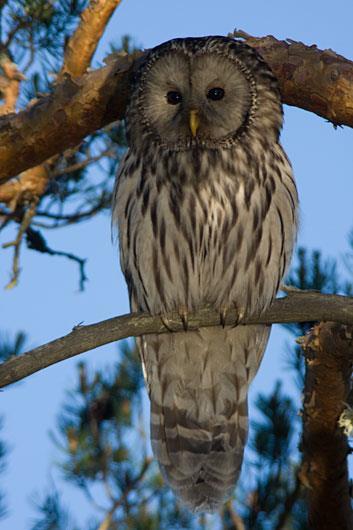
left=112, top=36, right=298, bottom=512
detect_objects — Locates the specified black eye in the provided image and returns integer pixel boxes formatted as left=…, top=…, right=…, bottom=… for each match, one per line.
left=207, top=87, right=225, bottom=101
left=166, top=91, right=182, bottom=105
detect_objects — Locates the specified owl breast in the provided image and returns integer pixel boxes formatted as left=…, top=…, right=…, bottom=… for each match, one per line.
left=115, top=141, right=297, bottom=319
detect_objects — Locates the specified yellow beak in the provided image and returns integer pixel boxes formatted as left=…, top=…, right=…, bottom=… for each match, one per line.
left=189, top=109, right=200, bottom=137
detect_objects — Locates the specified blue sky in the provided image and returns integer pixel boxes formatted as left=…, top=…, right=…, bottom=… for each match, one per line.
left=1, top=1, right=353, bottom=528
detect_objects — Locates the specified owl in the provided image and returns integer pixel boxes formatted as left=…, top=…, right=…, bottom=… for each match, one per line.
left=112, top=36, right=298, bottom=512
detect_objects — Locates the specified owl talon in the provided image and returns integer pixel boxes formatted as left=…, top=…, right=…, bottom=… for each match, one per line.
left=160, top=315, right=174, bottom=332
left=178, top=307, right=189, bottom=331
left=219, top=307, right=228, bottom=328
left=231, top=307, right=245, bottom=328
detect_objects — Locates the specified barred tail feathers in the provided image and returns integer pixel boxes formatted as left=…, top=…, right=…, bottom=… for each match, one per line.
left=141, top=325, right=270, bottom=512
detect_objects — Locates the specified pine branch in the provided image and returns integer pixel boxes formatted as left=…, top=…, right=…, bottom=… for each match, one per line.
left=0, top=51, right=137, bottom=185
left=0, top=0, right=123, bottom=205
left=299, top=322, right=353, bottom=530
left=232, top=31, right=353, bottom=127
left=1, top=34, right=353, bottom=184
left=1, top=290, right=353, bottom=388
left=60, top=0, right=123, bottom=80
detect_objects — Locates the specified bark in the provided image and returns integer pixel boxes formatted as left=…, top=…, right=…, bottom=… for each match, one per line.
left=1, top=34, right=353, bottom=185
left=1, top=289, right=353, bottom=388
left=300, top=322, right=353, bottom=530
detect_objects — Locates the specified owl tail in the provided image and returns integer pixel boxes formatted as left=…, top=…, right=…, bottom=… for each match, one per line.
left=142, top=324, right=270, bottom=512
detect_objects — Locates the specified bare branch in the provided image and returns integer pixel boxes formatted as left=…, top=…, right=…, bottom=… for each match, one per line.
left=1, top=34, right=353, bottom=183
left=299, top=322, right=353, bottom=530
left=2, top=197, right=38, bottom=289
left=1, top=290, right=353, bottom=388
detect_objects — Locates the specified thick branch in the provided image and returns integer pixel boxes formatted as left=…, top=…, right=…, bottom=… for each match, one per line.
left=236, top=31, right=353, bottom=127
left=0, top=53, right=137, bottom=185
left=1, top=34, right=353, bottom=183
left=1, top=290, right=353, bottom=388
left=300, top=322, right=353, bottom=530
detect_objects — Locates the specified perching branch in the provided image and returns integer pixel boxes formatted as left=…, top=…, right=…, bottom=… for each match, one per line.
left=1, top=290, right=353, bottom=389
left=299, top=322, right=353, bottom=530
left=0, top=34, right=353, bottom=184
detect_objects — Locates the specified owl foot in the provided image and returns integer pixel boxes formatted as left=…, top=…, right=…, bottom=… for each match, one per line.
left=160, top=307, right=189, bottom=332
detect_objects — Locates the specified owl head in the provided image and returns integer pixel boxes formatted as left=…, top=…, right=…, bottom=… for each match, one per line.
left=126, top=36, right=283, bottom=151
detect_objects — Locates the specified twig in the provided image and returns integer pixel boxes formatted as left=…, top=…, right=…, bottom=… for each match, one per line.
left=1, top=290, right=353, bottom=388
left=224, top=500, right=246, bottom=530
left=2, top=198, right=38, bottom=289
left=25, top=227, right=87, bottom=291
left=97, top=457, right=152, bottom=530
left=51, top=149, right=115, bottom=178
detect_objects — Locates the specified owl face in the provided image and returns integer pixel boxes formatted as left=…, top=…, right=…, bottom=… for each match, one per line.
left=128, top=37, right=282, bottom=150
left=141, top=52, right=252, bottom=147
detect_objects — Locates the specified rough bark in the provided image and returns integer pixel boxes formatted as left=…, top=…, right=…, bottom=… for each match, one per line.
left=1, top=290, right=353, bottom=388
left=300, top=322, right=353, bottom=530
left=0, top=34, right=353, bottom=185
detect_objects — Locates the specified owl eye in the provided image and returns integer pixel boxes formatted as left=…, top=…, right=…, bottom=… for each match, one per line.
left=166, top=91, right=182, bottom=105
left=207, top=87, right=225, bottom=101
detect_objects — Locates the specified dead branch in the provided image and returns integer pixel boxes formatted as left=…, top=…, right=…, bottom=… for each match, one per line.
left=1, top=290, right=353, bottom=389
left=299, top=322, right=353, bottom=530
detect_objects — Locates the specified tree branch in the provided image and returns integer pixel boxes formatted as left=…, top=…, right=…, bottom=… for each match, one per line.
left=0, top=0, right=123, bottom=202
left=0, top=52, right=137, bottom=185
left=299, top=322, right=353, bottom=530
left=1, top=290, right=353, bottom=389
left=1, top=34, right=353, bottom=184
left=60, top=0, right=123, bottom=80
left=234, top=31, right=353, bottom=127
